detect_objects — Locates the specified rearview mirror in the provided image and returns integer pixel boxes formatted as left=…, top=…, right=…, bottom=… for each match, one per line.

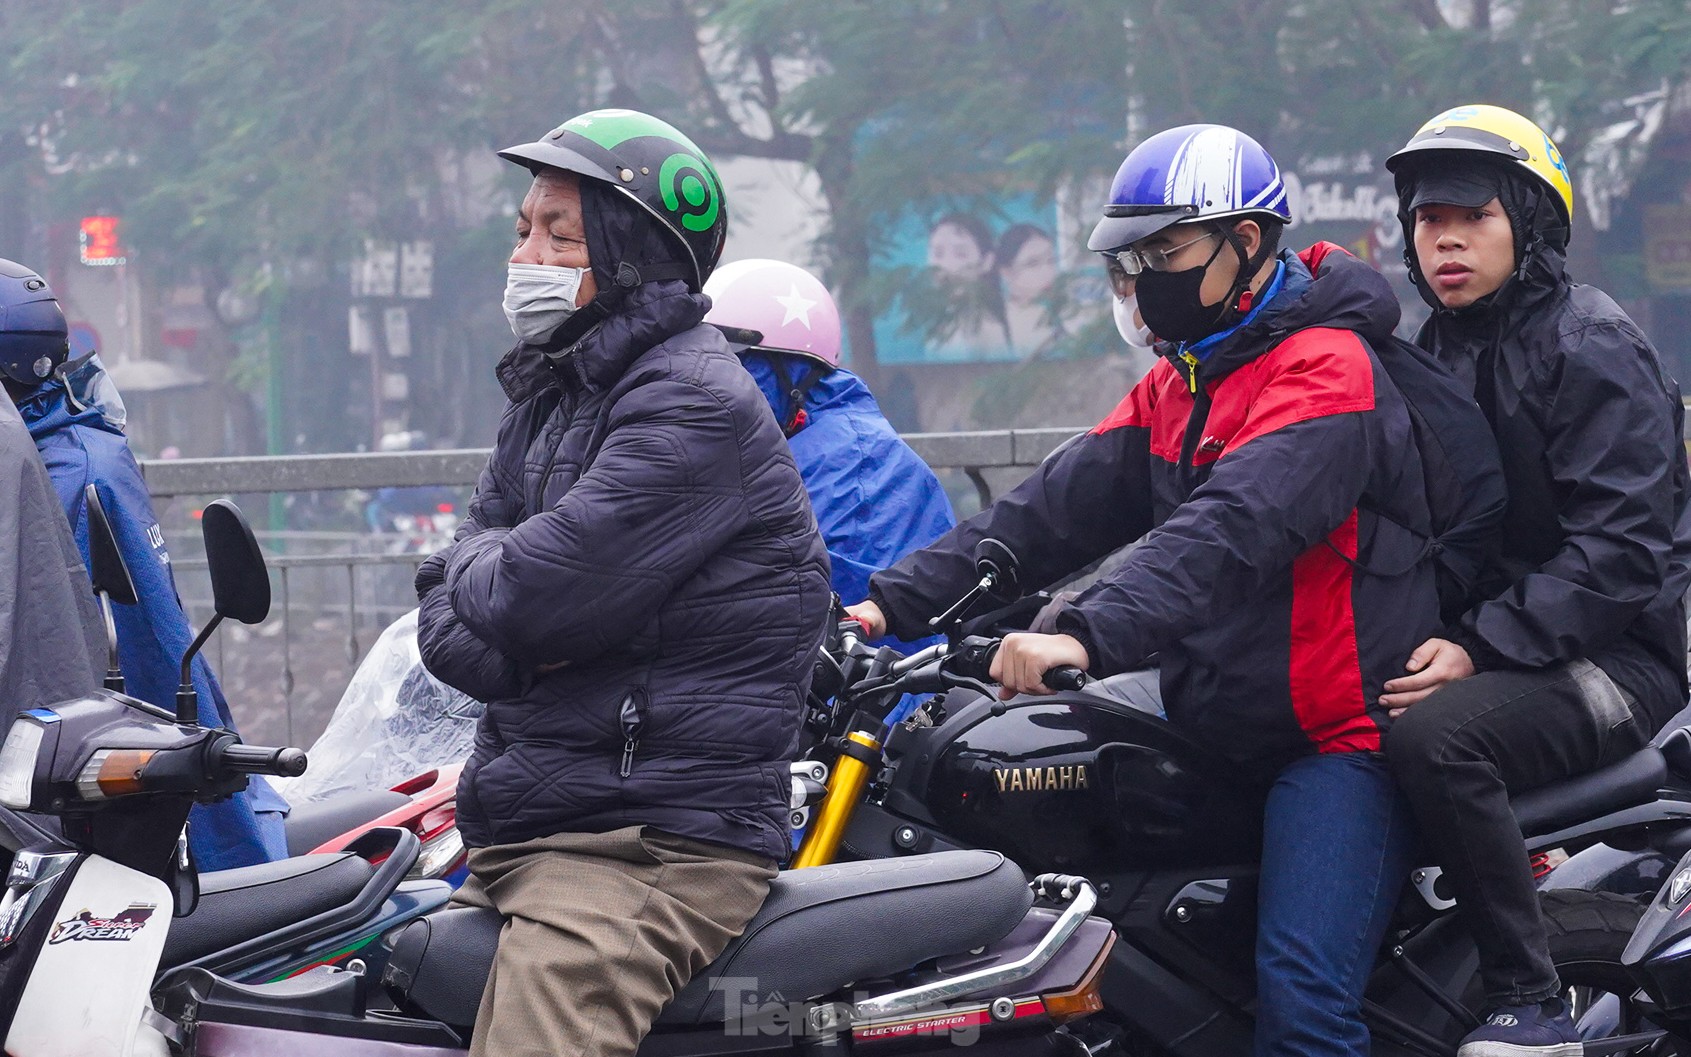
left=176, top=499, right=270, bottom=723
left=83, top=484, right=135, bottom=693
left=84, top=484, right=137, bottom=606
left=201, top=499, right=270, bottom=626
left=972, top=538, right=1020, bottom=597
left=928, top=538, right=1025, bottom=635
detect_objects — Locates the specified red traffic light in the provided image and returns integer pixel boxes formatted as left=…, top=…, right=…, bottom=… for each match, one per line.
left=79, top=216, right=125, bottom=266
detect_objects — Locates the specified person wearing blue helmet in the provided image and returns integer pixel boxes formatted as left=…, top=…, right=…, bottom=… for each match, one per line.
left=0, top=259, right=287, bottom=870
left=0, top=266, right=106, bottom=744
left=854, top=125, right=1482, bottom=1055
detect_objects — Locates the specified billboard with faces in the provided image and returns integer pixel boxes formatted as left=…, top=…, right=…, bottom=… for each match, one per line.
left=867, top=156, right=1415, bottom=366
left=870, top=197, right=1112, bottom=365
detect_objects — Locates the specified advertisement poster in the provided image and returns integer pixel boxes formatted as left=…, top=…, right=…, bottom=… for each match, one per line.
left=867, top=153, right=1417, bottom=367
left=871, top=197, right=1111, bottom=365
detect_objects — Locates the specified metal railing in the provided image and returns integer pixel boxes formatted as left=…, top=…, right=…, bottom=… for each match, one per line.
left=141, top=428, right=1082, bottom=747
left=140, top=427, right=1081, bottom=501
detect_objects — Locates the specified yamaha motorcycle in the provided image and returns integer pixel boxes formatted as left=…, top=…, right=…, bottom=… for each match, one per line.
left=789, top=539, right=1691, bottom=1055
left=0, top=500, right=1116, bottom=1057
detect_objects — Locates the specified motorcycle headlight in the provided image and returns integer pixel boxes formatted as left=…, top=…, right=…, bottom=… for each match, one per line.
left=0, top=712, right=54, bottom=810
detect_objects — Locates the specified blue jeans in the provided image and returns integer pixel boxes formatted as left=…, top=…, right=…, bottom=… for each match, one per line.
left=1254, top=752, right=1416, bottom=1057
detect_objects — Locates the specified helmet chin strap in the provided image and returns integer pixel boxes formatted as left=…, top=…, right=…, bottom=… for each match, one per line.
left=1208, top=227, right=1273, bottom=332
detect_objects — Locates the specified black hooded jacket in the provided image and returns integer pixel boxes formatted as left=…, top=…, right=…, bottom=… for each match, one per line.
left=1416, top=237, right=1691, bottom=726
left=872, top=245, right=1443, bottom=772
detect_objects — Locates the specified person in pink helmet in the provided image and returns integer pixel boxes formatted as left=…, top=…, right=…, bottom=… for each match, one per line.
left=704, top=258, right=955, bottom=655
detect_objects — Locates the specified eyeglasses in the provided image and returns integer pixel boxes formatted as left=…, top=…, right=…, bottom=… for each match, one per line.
left=1104, top=229, right=1219, bottom=296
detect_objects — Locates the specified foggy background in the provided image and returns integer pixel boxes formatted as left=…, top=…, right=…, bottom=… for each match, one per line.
left=6, top=0, right=1690, bottom=746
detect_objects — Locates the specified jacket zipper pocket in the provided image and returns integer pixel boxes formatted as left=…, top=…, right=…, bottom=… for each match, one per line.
left=619, top=691, right=644, bottom=778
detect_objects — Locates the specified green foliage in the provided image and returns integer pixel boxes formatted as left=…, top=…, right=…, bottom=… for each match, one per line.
left=1, top=1, right=620, bottom=272
left=8, top=0, right=1689, bottom=280
left=4, top=0, right=1689, bottom=436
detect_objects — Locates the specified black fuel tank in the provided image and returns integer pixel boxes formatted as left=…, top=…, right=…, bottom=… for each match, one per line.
left=897, top=690, right=1267, bottom=875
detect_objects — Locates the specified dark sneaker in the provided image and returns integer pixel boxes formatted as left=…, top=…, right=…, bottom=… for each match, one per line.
left=1456, top=999, right=1582, bottom=1057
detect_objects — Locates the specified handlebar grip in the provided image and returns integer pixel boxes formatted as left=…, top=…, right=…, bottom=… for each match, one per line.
left=221, top=744, right=309, bottom=778
left=841, top=615, right=874, bottom=638
left=1042, top=666, right=1087, bottom=692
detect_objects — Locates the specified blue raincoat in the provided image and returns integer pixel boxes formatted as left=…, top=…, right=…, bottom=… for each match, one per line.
left=741, top=353, right=955, bottom=652
left=746, top=355, right=955, bottom=850
left=19, top=365, right=288, bottom=870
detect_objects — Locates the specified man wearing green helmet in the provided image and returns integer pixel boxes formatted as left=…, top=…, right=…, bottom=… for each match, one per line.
left=414, top=109, right=830, bottom=1057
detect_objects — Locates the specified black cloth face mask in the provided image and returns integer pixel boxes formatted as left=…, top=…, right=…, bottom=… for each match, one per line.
left=1134, top=234, right=1231, bottom=344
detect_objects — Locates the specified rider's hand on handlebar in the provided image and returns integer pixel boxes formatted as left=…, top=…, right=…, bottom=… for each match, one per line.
left=845, top=599, right=887, bottom=639
left=989, top=633, right=1090, bottom=700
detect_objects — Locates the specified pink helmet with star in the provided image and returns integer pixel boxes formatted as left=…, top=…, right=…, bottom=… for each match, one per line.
left=703, top=258, right=842, bottom=368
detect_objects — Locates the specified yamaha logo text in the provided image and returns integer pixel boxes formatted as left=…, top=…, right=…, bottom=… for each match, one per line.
left=993, top=764, right=1089, bottom=793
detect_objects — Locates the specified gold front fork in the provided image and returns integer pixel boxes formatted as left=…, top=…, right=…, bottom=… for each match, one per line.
left=791, top=730, right=882, bottom=868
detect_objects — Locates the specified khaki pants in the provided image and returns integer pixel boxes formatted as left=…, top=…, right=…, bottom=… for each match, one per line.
left=451, top=825, right=777, bottom=1057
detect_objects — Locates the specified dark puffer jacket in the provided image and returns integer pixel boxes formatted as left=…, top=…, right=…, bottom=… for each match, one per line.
left=415, top=280, right=831, bottom=861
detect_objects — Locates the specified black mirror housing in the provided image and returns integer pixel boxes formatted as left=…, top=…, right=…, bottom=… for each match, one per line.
left=84, top=484, right=137, bottom=606
left=972, top=538, right=1021, bottom=597
left=200, top=500, right=270, bottom=625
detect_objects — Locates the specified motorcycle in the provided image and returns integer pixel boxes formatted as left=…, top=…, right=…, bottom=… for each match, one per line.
left=1613, top=840, right=1691, bottom=1051
left=366, top=487, right=462, bottom=556
left=0, top=488, right=453, bottom=1001
left=0, top=500, right=1118, bottom=1057
left=789, top=539, right=1691, bottom=1055
left=284, top=763, right=466, bottom=881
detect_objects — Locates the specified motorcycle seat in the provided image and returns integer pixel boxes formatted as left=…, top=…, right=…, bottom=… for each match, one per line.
left=283, top=789, right=414, bottom=856
left=1511, top=745, right=1668, bottom=840
left=383, top=849, right=1034, bottom=1029
left=160, top=852, right=376, bottom=968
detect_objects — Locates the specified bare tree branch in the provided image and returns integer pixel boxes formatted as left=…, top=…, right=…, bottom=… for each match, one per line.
left=669, top=0, right=810, bottom=162
left=1401, top=0, right=1449, bottom=32
left=753, top=43, right=782, bottom=118
left=1345, top=0, right=1428, bottom=96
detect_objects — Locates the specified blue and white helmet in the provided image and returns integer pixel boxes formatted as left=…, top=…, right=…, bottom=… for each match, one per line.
left=1088, top=124, right=1291, bottom=252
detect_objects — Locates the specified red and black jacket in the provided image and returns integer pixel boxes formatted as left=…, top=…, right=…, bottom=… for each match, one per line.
left=871, top=245, right=1443, bottom=773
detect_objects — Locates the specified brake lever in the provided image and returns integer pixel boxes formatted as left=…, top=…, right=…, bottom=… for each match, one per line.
left=935, top=639, right=998, bottom=699
left=943, top=636, right=1087, bottom=696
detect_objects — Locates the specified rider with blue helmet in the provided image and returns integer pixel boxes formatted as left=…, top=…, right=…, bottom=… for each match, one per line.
left=856, top=125, right=1456, bottom=1056
left=1087, top=123, right=1292, bottom=352
left=0, top=260, right=287, bottom=870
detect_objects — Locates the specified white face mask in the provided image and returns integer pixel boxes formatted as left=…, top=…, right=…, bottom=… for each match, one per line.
left=1112, top=292, right=1155, bottom=349
left=503, top=263, right=588, bottom=345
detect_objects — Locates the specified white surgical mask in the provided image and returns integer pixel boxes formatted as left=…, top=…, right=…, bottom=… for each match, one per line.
left=1112, top=292, right=1154, bottom=349
left=503, top=263, right=588, bottom=345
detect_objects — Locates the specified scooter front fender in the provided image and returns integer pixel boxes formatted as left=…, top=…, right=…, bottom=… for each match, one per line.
left=6, top=855, right=171, bottom=1057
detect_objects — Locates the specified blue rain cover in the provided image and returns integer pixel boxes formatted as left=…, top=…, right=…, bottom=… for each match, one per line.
left=21, top=373, right=287, bottom=869
left=743, top=355, right=956, bottom=650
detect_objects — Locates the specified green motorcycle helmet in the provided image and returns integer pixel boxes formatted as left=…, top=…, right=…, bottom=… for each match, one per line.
left=499, top=109, right=728, bottom=291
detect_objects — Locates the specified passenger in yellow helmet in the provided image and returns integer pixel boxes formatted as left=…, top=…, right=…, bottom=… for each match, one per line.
left=1380, top=104, right=1691, bottom=1057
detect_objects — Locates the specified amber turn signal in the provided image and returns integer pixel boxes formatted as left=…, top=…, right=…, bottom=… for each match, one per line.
left=1041, top=931, right=1114, bottom=1024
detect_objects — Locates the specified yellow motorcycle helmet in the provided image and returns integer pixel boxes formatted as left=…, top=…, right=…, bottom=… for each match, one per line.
left=1386, top=104, right=1574, bottom=229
